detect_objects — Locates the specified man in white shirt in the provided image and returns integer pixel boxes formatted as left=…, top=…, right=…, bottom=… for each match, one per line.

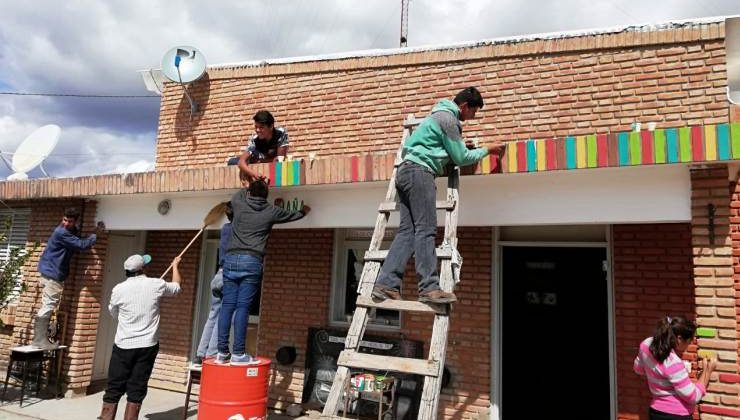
left=98, top=254, right=182, bottom=420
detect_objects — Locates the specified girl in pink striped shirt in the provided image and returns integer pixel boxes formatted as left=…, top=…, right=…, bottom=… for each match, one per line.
left=634, top=316, right=716, bottom=420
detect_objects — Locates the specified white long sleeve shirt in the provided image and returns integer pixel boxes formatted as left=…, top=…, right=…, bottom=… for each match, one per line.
left=109, top=275, right=181, bottom=349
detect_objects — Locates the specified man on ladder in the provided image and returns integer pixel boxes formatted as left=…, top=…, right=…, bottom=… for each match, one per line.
left=372, top=86, right=504, bottom=304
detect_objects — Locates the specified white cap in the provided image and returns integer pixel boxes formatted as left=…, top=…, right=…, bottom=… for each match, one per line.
left=123, top=254, right=152, bottom=271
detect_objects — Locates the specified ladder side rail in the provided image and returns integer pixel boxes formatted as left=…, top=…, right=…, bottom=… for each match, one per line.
left=322, top=114, right=416, bottom=417
left=417, top=166, right=460, bottom=420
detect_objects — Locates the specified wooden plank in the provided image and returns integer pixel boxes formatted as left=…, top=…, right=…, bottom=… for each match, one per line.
left=365, top=248, right=452, bottom=261
left=378, top=200, right=455, bottom=212
left=654, top=129, right=667, bottom=164
left=717, top=124, right=731, bottom=160
left=355, top=296, right=448, bottom=315
left=337, top=351, right=440, bottom=377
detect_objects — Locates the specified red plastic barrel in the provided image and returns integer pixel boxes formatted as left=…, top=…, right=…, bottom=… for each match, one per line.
left=198, top=357, right=271, bottom=420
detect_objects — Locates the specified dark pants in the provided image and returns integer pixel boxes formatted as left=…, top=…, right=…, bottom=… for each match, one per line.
left=103, top=343, right=159, bottom=404
left=649, top=407, right=692, bottom=420
left=219, top=253, right=263, bottom=355
left=376, top=161, right=440, bottom=293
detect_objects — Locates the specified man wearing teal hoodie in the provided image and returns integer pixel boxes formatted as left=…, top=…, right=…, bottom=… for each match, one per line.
left=372, top=87, right=503, bottom=304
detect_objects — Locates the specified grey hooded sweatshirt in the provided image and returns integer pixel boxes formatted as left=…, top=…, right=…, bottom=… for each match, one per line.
left=227, top=190, right=305, bottom=258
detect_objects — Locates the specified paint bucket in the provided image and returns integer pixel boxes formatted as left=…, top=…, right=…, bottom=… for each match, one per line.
left=199, top=357, right=271, bottom=420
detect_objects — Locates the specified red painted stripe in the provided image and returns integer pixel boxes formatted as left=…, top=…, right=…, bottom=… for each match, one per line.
left=350, top=156, right=359, bottom=182
left=546, top=139, right=557, bottom=170
left=269, top=161, right=276, bottom=185
left=641, top=131, right=654, bottom=164
left=516, top=142, right=527, bottom=172
left=489, top=153, right=500, bottom=173
left=691, top=126, right=704, bottom=161
left=597, top=134, right=608, bottom=167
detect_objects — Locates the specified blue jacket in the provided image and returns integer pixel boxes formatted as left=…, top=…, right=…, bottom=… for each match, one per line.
left=218, top=223, right=232, bottom=267
left=37, top=225, right=97, bottom=282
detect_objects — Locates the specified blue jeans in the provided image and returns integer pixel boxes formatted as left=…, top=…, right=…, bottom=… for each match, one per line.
left=376, top=161, right=440, bottom=293
left=218, top=254, right=262, bottom=355
left=196, top=269, right=225, bottom=358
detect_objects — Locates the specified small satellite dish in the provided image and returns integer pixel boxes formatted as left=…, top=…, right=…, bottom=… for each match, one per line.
left=160, top=46, right=207, bottom=116
left=0, top=124, right=60, bottom=181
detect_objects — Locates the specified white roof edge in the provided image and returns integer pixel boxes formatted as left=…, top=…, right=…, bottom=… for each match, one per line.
left=210, top=15, right=739, bottom=71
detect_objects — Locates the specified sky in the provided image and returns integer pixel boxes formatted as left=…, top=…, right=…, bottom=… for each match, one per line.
left=1, top=0, right=739, bottom=179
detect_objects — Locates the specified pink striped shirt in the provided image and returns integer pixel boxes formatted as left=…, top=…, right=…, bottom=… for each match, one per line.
left=633, top=337, right=705, bottom=416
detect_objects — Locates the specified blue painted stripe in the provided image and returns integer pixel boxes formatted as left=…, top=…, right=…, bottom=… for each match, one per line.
left=666, top=128, right=679, bottom=163
left=527, top=140, right=537, bottom=172
left=717, top=124, right=731, bottom=160
left=618, top=132, right=630, bottom=166
left=565, top=137, right=576, bottom=169
left=275, top=161, right=282, bottom=186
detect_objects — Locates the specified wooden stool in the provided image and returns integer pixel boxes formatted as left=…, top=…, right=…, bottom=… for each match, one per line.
left=183, top=363, right=202, bottom=420
left=1, top=345, right=68, bottom=407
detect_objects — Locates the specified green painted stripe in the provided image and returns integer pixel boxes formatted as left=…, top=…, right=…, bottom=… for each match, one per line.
left=629, top=132, right=641, bottom=165
left=695, top=327, right=716, bottom=338
left=586, top=134, right=597, bottom=167
left=654, top=129, right=666, bottom=164
left=679, top=127, right=691, bottom=162
left=732, top=123, right=740, bottom=159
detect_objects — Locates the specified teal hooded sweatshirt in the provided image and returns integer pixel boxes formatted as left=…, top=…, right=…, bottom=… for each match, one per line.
left=402, top=99, right=489, bottom=175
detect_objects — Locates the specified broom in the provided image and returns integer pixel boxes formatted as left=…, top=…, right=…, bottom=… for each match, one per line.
left=159, top=201, right=229, bottom=279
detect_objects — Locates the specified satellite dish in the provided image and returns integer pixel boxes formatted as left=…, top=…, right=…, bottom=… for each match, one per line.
left=160, top=46, right=206, bottom=116
left=0, top=124, right=60, bottom=181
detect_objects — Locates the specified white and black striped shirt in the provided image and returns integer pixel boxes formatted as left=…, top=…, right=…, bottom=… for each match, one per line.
left=109, top=275, right=181, bottom=349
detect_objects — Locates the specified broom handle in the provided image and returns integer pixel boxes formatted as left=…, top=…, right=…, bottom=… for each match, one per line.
left=159, top=225, right=206, bottom=279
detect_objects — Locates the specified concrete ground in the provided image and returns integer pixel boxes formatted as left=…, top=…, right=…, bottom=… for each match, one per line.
left=0, top=384, right=319, bottom=420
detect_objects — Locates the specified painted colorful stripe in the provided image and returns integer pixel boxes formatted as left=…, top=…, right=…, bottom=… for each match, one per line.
left=618, top=133, right=630, bottom=166
left=507, top=142, right=517, bottom=173
left=565, top=136, right=576, bottom=169
left=286, top=160, right=294, bottom=186
left=293, top=160, right=301, bottom=185
left=517, top=141, right=527, bottom=172
left=732, top=123, right=740, bottom=159
left=629, top=132, right=641, bottom=165
left=576, top=136, right=587, bottom=168
left=641, top=131, right=653, bottom=164
left=654, top=129, right=666, bottom=164
left=480, top=153, right=491, bottom=173
left=717, top=124, right=730, bottom=160
left=536, top=140, right=546, bottom=171
left=546, top=139, right=557, bottom=170
left=704, top=125, right=717, bottom=161
left=679, top=127, right=691, bottom=162
left=586, top=135, right=597, bottom=168
left=526, top=140, right=536, bottom=172
left=666, top=128, right=679, bottom=163
left=275, top=161, right=282, bottom=185
left=691, top=126, right=704, bottom=161
left=596, top=134, right=608, bottom=167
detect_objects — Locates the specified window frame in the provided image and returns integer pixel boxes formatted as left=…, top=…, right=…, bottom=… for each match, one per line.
left=0, top=209, right=31, bottom=305
left=329, top=228, right=401, bottom=331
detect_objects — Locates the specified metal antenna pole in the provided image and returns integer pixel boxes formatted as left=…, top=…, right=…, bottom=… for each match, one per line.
left=400, top=0, right=409, bottom=47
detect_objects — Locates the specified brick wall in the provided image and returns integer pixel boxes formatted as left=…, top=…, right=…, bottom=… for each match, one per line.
left=155, top=24, right=727, bottom=170
left=258, top=227, right=491, bottom=419
left=612, top=223, right=694, bottom=420
left=0, top=199, right=106, bottom=392
left=144, top=230, right=202, bottom=389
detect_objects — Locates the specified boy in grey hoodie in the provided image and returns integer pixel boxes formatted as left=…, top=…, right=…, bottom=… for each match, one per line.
left=216, top=179, right=310, bottom=364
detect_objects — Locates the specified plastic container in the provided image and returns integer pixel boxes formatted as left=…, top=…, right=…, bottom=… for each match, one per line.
left=198, top=357, right=271, bottom=420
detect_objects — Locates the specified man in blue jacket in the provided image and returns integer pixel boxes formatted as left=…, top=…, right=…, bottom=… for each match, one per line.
left=372, top=87, right=504, bottom=304
left=33, top=207, right=104, bottom=349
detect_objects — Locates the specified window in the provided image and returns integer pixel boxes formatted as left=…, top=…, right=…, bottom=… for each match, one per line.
left=0, top=209, right=31, bottom=304
left=330, top=229, right=399, bottom=329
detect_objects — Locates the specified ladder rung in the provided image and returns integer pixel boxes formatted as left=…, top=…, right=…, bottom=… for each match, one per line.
left=378, top=200, right=455, bottom=212
left=365, top=248, right=452, bottom=261
left=337, top=350, right=439, bottom=377
left=356, top=296, right=448, bottom=314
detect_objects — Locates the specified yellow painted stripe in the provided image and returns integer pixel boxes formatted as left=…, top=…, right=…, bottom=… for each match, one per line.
left=281, top=160, right=288, bottom=184
left=480, top=154, right=490, bottom=173
left=536, top=140, right=546, bottom=171
left=507, top=142, right=517, bottom=173
left=704, top=125, right=717, bottom=161
left=576, top=136, right=587, bottom=168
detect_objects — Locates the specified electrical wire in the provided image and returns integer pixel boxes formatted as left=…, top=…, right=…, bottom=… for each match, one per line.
left=0, top=92, right=159, bottom=98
